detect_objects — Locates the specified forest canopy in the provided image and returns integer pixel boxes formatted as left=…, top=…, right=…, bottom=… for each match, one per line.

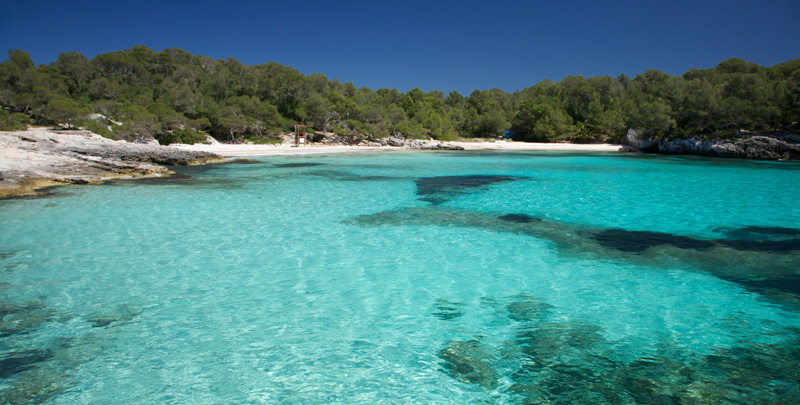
left=1, top=46, right=798, bottom=144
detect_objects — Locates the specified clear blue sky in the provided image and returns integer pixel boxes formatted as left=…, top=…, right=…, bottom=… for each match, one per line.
left=1, top=0, right=798, bottom=95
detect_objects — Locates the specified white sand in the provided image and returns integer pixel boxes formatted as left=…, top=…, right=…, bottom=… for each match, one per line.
left=451, top=141, right=621, bottom=152
left=172, top=141, right=622, bottom=157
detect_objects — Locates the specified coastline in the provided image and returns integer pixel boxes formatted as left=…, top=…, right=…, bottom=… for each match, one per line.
left=0, top=128, right=621, bottom=198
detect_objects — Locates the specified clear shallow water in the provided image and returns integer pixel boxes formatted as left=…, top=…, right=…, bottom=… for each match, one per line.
left=1, top=152, right=799, bottom=403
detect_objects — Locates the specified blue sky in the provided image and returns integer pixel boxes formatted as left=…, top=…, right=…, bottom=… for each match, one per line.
left=1, top=0, right=798, bottom=94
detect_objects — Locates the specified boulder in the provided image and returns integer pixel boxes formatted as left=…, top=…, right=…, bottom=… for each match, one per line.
left=402, top=139, right=464, bottom=150
left=384, top=137, right=404, bottom=147
left=134, top=137, right=160, bottom=146
left=623, top=129, right=658, bottom=152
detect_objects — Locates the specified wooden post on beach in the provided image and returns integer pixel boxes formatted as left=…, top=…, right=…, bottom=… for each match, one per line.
left=294, top=125, right=307, bottom=147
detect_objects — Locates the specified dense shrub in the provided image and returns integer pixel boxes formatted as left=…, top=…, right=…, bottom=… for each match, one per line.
left=0, top=110, right=28, bottom=131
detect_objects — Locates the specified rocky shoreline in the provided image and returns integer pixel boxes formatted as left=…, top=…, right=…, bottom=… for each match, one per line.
left=364, top=137, right=465, bottom=150
left=5, top=126, right=796, bottom=199
left=0, top=129, right=223, bottom=198
left=623, top=129, right=800, bottom=161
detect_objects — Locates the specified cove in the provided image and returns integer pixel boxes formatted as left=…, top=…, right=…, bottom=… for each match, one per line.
left=1, top=151, right=799, bottom=403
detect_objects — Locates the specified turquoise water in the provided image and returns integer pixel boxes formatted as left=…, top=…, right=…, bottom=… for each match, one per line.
left=1, top=151, right=799, bottom=403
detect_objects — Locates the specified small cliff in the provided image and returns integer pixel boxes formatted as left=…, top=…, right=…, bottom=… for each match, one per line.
left=0, top=129, right=224, bottom=198
left=623, top=129, right=800, bottom=160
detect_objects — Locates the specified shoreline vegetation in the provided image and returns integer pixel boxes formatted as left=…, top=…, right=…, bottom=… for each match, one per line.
left=1, top=47, right=798, bottom=147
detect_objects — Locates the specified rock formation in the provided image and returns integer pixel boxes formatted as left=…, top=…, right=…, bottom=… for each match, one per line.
left=623, top=129, right=800, bottom=160
left=0, top=129, right=224, bottom=198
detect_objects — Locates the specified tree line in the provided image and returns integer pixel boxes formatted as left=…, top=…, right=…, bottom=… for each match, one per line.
left=1, top=46, right=798, bottom=144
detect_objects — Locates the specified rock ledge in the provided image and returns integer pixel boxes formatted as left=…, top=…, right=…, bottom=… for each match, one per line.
left=0, top=129, right=224, bottom=198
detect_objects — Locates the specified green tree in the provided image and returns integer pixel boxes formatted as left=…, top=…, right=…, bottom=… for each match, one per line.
left=511, top=98, right=574, bottom=142
left=41, top=97, right=87, bottom=129
left=0, top=50, right=40, bottom=113
left=561, top=75, right=598, bottom=123
left=114, top=104, right=158, bottom=140
left=0, top=110, right=28, bottom=131
left=55, top=52, right=92, bottom=93
left=147, top=102, right=186, bottom=133
left=630, top=101, right=676, bottom=137
left=88, top=77, right=122, bottom=101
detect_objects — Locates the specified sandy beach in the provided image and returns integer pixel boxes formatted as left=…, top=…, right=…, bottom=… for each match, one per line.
left=171, top=140, right=622, bottom=157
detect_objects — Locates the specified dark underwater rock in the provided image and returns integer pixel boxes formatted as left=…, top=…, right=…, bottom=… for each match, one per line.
left=514, top=322, right=605, bottom=364
left=509, top=321, right=613, bottom=402
left=415, top=175, right=518, bottom=204
left=716, top=238, right=800, bottom=253
left=723, top=275, right=800, bottom=297
left=416, top=175, right=517, bottom=196
left=592, top=229, right=716, bottom=253
left=498, top=213, right=541, bottom=224
left=0, top=302, right=56, bottom=337
left=714, top=226, right=800, bottom=240
left=0, top=349, right=52, bottom=379
left=438, top=339, right=499, bottom=390
left=506, top=297, right=551, bottom=322
left=432, top=299, right=464, bottom=320
left=87, top=305, right=142, bottom=328
left=349, top=207, right=800, bottom=306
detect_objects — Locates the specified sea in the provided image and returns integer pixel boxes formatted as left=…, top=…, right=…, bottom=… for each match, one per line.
left=1, top=151, right=799, bottom=403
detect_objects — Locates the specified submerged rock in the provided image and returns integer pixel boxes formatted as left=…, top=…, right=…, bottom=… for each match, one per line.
left=87, top=305, right=142, bottom=328
left=0, top=366, right=68, bottom=403
left=506, top=297, right=551, bottom=322
left=725, top=275, right=800, bottom=297
left=514, top=322, right=605, bottom=364
left=438, top=339, right=499, bottom=390
left=415, top=175, right=518, bottom=205
left=0, top=349, right=52, bottom=379
left=710, top=225, right=800, bottom=253
left=714, top=225, right=800, bottom=240
left=0, top=301, right=56, bottom=337
left=509, top=321, right=615, bottom=403
left=432, top=295, right=800, bottom=402
left=592, top=229, right=716, bottom=253
left=432, top=299, right=465, bottom=320
left=498, top=213, right=541, bottom=224
left=349, top=207, right=800, bottom=306
left=716, top=238, right=800, bottom=253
